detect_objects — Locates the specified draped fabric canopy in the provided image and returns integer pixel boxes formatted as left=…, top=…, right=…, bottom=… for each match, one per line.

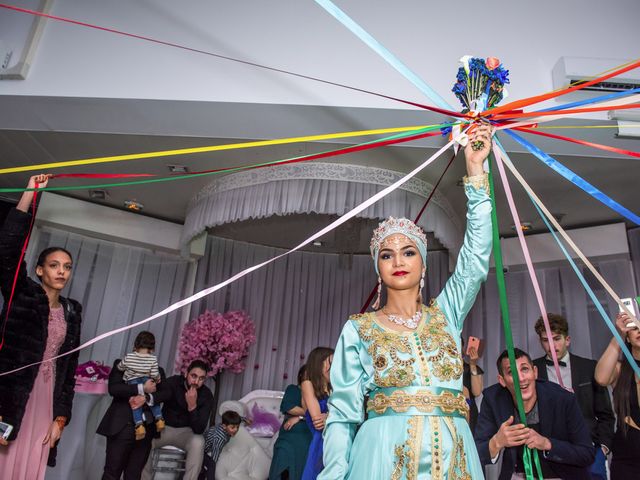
left=182, top=163, right=463, bottom=253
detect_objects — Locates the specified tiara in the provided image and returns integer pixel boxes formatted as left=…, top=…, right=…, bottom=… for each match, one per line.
left=369, top=217, right=428, bottom=257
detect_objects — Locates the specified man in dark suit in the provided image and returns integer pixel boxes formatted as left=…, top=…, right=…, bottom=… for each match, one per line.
left=97, top=359, right=164, bottom=480
left=475, top=348, right=595, bottom=480
left=533, top=313, right=615, bottom=480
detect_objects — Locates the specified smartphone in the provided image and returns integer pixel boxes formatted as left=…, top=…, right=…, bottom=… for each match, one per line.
left=0, top=421, right=13, bottom=440
left=466, top=336, right=481, bottom=356
left=620, top=298, right=640, bottom=329
left=619, top=298, right=636, bottom=316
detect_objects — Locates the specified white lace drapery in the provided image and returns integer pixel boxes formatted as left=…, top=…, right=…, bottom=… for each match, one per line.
left=182, top=163, right=463, bottom=252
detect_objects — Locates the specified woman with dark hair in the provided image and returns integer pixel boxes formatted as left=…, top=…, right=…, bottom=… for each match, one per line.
left=319, top=126, right=493, bottom=480
left=595, top=311, right=640, bottom=477
left=301, top=347, right=334, bottom=480
left=0, top=174, right=83, bottom=480
left=269, top=365, right=312, bottom=480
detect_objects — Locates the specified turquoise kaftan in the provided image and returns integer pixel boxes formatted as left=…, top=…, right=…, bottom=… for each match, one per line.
left=319, top=175, right=492, bottom=480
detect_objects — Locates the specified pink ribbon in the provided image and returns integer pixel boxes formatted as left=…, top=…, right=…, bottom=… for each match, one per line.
left=492, top=143, right=566, bottom=389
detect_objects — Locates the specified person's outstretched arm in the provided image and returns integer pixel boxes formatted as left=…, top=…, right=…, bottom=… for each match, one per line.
left=437, top=126, right=494, bottom=332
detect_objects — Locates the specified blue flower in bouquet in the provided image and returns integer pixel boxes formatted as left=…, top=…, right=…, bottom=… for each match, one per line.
left=451, top=56, right=510, bottom=111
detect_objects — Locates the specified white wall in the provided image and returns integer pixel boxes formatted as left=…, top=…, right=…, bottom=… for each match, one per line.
left=1, top=0, right=639, bottom=112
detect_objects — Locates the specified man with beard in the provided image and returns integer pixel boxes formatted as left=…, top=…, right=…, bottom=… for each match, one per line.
left=475, top=349, right=594, bottom=479
left=141, top=360, right=213, bottom=480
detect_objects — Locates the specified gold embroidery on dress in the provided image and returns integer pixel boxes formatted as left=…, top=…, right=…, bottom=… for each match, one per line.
left=430, top=417, right=443, bottom=480
left=353, top=313, right=416, bottom=387
left=419, top=303, right=463, bottom=381
left=368, top=389, right=469, bottom=417
left=391, top=416, right=421, bottom=480
left=463, top=173, right=490, bottom=195
left=443, top=417, right=472, bottom=480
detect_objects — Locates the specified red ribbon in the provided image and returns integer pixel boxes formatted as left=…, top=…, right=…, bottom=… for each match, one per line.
left=52, top=173, right=155, bottom=179
left=514, top=127, right=640, bottom=158
left=0, top=3, right=466, bottom=119
left=484, top=58, right=640, bottom=117
left=491, top=102, right=640, bottom=120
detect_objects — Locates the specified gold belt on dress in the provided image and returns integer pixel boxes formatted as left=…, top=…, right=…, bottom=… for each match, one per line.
left=367, top=386, right=469, bottom=419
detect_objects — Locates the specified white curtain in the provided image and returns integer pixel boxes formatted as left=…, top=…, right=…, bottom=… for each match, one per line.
left=463, top=256, right=636, bottom=382
left=25, top=226, right=192, bottom=371
left=191, top=235, right=450, bottom=405
left=182, top=163, right=463, bottom=255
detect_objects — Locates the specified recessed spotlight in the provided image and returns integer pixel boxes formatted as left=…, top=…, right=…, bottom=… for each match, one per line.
left=511, top=222, right=532, bottom=232
left=312, top=241, right=323, bottom=247
left=89, top=189, right=108, bottom=200
left=124, top=200, right=144, bottom=211
left=168, top=164, right=189, bottom=173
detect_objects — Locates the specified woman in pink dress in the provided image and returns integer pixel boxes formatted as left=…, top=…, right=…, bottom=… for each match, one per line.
left=0, top=174, right=83, bottom=480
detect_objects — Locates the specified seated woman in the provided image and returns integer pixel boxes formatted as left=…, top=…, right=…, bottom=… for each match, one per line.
left=269, top=365, right=312, bottom=480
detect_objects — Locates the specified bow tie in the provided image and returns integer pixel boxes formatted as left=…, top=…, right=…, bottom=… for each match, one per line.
left=545, top=359, right=566, bottom=367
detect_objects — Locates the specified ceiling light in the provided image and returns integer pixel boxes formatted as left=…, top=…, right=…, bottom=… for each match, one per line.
left=89, top=189, right=107, bottom=200
left=511, top=222, right=532, bottom=232
left=124, top=200, right=144, bottom=211
left=312, top=241, right=323, bottom=247
left=168, top=164, right=189, bottom=173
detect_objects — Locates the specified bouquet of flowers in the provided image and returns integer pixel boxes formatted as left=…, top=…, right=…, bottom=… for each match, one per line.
left=452, top=56, right=510, bottom=112
left=175, top=309, right=256, bottom=377
left=445, top=56, right=510, bottom=150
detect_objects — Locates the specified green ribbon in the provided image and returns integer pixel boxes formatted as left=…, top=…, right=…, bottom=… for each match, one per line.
left=488, top=154, right=543, bottom=480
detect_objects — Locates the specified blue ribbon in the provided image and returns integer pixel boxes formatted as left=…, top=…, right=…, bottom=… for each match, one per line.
left=314, top=0, right=453, bottom=110
left=495, top=138, right=640, bottom=378
left=535, top=88, right=640, bottom=113
left=505, top=130, right=640, bottom=225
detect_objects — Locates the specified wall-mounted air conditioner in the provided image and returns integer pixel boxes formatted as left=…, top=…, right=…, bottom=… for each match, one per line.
left=551, top=56, right=640, bottom=101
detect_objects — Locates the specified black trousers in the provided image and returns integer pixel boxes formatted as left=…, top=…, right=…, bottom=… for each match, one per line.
left=101, top=423, right=154, bottom=480
left=198, top=454, right=215, bottom=480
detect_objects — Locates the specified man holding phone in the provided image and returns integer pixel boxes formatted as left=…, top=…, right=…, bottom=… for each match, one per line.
left=532, top=313, right=615, bottom=480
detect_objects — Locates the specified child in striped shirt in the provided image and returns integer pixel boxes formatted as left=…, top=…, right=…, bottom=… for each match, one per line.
left=117, top=330, right=165, bottom=440
left=201, top=410, right=241, bottom=480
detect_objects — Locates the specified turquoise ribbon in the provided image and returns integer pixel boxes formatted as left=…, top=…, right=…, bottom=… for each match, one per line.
left=314, top=0, right=453, bottom=110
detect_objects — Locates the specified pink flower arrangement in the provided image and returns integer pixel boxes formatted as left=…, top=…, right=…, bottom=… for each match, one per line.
left=175, top=310, right=256, bottom=377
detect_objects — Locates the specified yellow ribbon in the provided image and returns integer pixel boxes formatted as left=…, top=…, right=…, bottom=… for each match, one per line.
left=0, top=125, right=431, bottom=175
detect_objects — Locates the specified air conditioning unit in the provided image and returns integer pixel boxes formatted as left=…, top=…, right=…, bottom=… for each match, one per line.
left=551, top=56, right=640, bottom=101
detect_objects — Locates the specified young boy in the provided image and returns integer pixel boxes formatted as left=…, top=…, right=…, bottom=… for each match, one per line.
left=117, top=330, right=165, bottom=440
left=201, top=410, right=241, bottom=480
